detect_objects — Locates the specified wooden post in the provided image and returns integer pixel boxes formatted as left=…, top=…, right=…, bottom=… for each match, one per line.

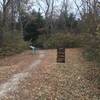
left=57, top=48, right=65, bottom=63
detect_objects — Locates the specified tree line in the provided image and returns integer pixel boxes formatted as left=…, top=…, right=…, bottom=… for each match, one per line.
left=0, top=0, right=100, bottom=62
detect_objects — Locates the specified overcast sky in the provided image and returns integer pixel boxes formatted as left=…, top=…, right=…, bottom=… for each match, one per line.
left=33, top=0, right=81, bottom=17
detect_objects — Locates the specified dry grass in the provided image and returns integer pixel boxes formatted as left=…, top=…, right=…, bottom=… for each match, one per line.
left=0, top=49, right=100, bottom=100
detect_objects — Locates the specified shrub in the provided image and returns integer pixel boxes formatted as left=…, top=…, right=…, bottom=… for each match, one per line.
left=36, top=33, right=82, bottom=49
left=0, top=30, right=28, bottom=57
left=82, top=28, right=100, bottom=63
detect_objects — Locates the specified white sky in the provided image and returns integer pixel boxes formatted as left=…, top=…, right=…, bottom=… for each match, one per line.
left=32, top=0, right=81, bottom=17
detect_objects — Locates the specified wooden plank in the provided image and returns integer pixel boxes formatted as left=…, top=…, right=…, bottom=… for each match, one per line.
left=57, top=48, right=65, bottom=63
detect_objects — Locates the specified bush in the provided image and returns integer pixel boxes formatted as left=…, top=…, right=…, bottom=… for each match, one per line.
left=82, top=28, right=100, bottom=63
left=0, top=30, right=28, bottom=57
left=36, top=33, right=82, bottom=49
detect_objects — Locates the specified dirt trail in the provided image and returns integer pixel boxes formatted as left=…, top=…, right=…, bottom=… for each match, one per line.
left=0, top=49, right=99, bottom=100
left=0, top=51, right=46, bottom=99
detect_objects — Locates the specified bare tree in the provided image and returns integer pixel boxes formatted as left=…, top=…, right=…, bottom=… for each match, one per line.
left=0, top=0, right=11, bottom=26
left=36, top=0, right=58, bottom=34
left=73, top=0, right=100, bottom=34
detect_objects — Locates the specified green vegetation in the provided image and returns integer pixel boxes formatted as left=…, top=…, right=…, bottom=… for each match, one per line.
left=0, top=30, right=28, bottom=57
left=36, top=33, right=82, bottom=49
left=0, top=0, right=100, bottom=66
left=83, top=28, right=100, bottom=63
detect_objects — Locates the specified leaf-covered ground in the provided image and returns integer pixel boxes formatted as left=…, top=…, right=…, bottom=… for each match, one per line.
left=0, top=49, right=100, bottom=100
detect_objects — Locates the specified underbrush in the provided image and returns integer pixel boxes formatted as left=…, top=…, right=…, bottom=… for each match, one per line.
left=36, top=33, right=82, bottom=49
left=0, top=31, right=28, bottom=57
left=81, top=32, right=100, bottom=64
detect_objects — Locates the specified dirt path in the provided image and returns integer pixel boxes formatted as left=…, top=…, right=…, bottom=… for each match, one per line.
left=0, top=49, right=100, bottom=100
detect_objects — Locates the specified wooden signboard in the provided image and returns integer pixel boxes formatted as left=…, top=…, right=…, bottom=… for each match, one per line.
left=57, top=48, right=65, bottom=63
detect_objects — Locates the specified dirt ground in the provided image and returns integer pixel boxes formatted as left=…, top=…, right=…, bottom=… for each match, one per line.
left=0, top=49, right=100, bottom=100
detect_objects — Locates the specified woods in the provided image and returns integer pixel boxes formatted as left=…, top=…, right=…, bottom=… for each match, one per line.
left=0, top=0, right=100, bottom=99
left=0, top=0, right=100, bottom=63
